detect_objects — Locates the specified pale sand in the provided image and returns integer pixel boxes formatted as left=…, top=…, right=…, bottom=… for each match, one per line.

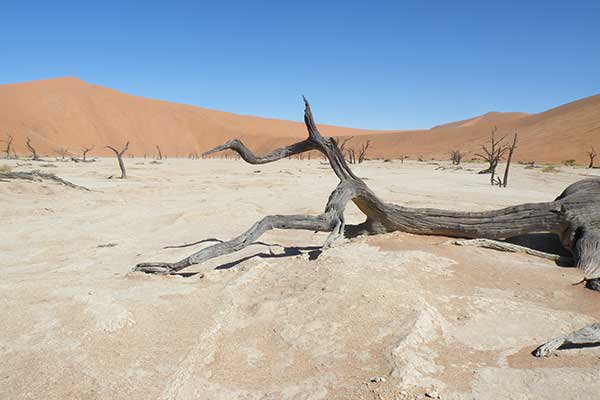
left=1, top=158, right=599, bottom=399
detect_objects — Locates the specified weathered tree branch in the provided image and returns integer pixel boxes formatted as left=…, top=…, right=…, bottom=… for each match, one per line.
left=2, top=134, right=14, bottom=159
left=501, top=132, right=518, bottom=187
left=533, top=323, right=600, bottom=357
left=106, top=141, right=129, bottom=179
left=82, top=146, right=94, bottom=162
left=588, top=147, right=597, bottom=169
left=26, top=137, right=40, bottom=161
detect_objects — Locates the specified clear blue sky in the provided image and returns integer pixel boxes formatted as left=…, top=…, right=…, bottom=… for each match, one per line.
left=1, top=0, right=599, bottom=129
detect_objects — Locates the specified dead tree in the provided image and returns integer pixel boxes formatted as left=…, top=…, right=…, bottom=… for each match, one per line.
left=534, top=322, right=600, bottom=357
left=82, top=146, right=94, bottom=162
left=2, top=134, right=14, bottom=159
left=358, top=140, right=371, bottom=164
left=55, top=147, right=71, bottom=160
left=132, top=99, right=600, bottom=355
left=26, top=137, right=40, bottom=161
left=156, top=145, right=163, bottom=160
left=501, top=132, right=518, bottom=187
left=134, top=99, right=600, bottom=298
left=346, top=148, right=357, bottom=164
left=105, top=141, right=129, bottom=179
left=475, top=127, right=508, bottom=185
left=588, top=147, right=597, bottom=169
left=450, top=150, right=463, bottom=165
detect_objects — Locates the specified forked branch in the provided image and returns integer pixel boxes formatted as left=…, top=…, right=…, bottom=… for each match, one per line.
left=106, top=141, right=129, bottom=179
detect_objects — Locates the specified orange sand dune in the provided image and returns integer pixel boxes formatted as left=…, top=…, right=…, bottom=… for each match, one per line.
left=0, top=77, right=598, bottom=163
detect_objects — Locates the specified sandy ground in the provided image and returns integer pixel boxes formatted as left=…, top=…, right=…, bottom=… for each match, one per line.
left=1, top=158, right=599, bottom=400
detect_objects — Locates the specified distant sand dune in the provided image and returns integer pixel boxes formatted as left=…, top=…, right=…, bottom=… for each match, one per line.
left=0, top=77, right=598, bottom=163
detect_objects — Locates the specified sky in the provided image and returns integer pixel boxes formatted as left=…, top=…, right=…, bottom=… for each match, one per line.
left=1, top=0, right=599, bottom=129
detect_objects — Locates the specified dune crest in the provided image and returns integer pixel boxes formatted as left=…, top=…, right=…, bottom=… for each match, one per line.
left=0, top=77, right=598, bottom=163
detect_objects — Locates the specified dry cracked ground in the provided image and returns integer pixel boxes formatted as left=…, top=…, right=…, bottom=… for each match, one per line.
left=1, top=158, right=599, bottom=400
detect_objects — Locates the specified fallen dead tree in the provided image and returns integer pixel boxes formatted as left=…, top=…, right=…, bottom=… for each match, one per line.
left=134, top=98, right=600, bottom=354
left=134, top=99, right=600, bottom=287
left=0, top=170, right=89, bottom=190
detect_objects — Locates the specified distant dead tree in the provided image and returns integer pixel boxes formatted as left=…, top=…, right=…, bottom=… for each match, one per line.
left=336, top=136, right=353, bottom=152
left=450, top=149, right=463, bottom=165
left=82, top=146, right=94, bottom=161
left=346, top=148, right=357, bottom=164
left=55, top=147, right=71, bottom=160
left=106, top=141, right=129, bottom=179
left=500, top=132, right=518, bottom=187
left=588, top=147, right=597, bottom=169
left=358, top=140, right=371, bottom=164
left=2, top=134, right=13, bottom=159
left=475, top=126, right=508, bottom=185
left=156, top=145, right=163, bottom=160
left=26, top=137, right=40, bottom=161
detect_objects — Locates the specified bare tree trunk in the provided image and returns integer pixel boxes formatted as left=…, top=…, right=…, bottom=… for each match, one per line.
left=358, top=140, right=371, bottom=163
left=476, top=127, right=508, bottom=181
left=82, top=146, right=94, bottom=161
left=156, top=145, right=163, bottom=160
left=502, top=132, right=518, bottom=187
left=3, top=134, right=14, bottom=159
left=588, top=147, right=597, bottom=169
left=106, top=142, right=129, bottom=179
left=26, top=137, right=40, bottom=161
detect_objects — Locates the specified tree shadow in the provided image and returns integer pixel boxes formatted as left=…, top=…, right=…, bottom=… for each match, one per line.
left=558, top=342, right=600, bottom=351
left=215, top=246, right=323, bottom=270
left=505, top=233, right=574, bottom=267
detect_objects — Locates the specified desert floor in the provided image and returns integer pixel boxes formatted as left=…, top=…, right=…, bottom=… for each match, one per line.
left=1, top=158, right=599, bottom=400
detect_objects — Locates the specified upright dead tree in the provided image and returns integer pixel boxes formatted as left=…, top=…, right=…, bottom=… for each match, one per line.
left=501, top=132, right=518, bottom=187
left=82, top=146, right=94, bottom=161
left=588, top=147, right=597, bottom=169
left=450, top=150, right=463, bottom=165
left=346, top=148, right=357, bottom=164
left=106, top=141, right=129, bottom=179
left=358, top=140, right=371, bottom=164
left=2, top=134, right=14, bottom=159
left=475, top=127, right=508, bottom=185
left=55, top=147, right=71, bottom=160
left=26, top=137, right=40, bottom=161
left=156, top=145, right=163, bottom=160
